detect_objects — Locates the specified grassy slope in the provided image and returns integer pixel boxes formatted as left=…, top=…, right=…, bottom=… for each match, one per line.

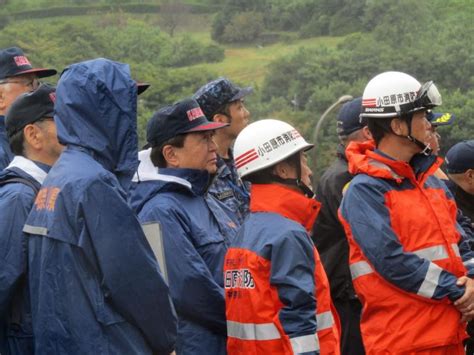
left=158, top=13, right=343, bottom=85
left=188, top=36, right=342, bottom=85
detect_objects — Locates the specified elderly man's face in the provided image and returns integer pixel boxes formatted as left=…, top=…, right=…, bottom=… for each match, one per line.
left=0, top=74, right=39, bottom=114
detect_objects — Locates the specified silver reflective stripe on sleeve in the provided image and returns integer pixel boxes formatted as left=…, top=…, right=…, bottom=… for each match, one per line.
left=141, top=222, right=168, bottom=284
left=23, top=224, right=48, bottom=236
left=417, top=262, right=443, bottom=298
left=316, top=311, right=334, bottom=331
left=451, top=243, right=461, bottom=258
left=464, top=259, right=474, bottom=267
left=413, top=245, right=448, bottom=261
left=350, top=261, right=374, bottom=280
left=290, top=333, right=320, bottom=353
left=227, top=321, right=281, bottom=341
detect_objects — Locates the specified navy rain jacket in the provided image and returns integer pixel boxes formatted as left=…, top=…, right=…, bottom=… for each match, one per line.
left=131, top=167, right=238, bottom=355
left=0, top=157, right=45, bottom=355
left=0, top=116, right=14, bottom=170
left=22, top=59, right=177, bottom=355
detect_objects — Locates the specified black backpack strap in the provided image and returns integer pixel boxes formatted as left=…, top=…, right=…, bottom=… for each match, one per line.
left=0, top=177, right=40, bottom=195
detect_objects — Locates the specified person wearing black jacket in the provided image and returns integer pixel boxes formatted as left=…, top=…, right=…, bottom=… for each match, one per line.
left=312, top=97, right=370, bottom=355
left=445, top=140, right=474, bottom=355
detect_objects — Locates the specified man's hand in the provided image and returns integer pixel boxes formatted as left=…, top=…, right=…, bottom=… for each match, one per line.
left=454, top=276, right=474, bottom=321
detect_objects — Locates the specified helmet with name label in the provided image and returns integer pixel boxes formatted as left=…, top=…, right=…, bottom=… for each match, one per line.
left=234, top=119, right=312, bottom=178
left=360, top=71, right=442, bottom=119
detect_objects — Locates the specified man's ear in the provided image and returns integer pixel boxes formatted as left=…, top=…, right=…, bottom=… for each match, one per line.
left=390, top=118, right=406, bottom=135
left=362, top=126, right=373, bottom=140
left=466, top=169, right=474, bottom=184
left=272, top=161, right=292, bottom=180
left=162, top=145, right=179, bottom=168
left=212, top=113, right=229, bottom=124
left=23, top=124, right=42, bottom=151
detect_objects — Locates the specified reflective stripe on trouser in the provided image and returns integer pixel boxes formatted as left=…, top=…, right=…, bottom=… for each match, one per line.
left=227, top=321, right=280, bottom=341
left=317, top=311, right=334, bottom=331
left=290, top=334, right=320, bottom=353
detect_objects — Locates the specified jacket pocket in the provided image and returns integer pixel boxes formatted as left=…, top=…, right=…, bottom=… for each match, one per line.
left=94, top=294, right=125, bottom=326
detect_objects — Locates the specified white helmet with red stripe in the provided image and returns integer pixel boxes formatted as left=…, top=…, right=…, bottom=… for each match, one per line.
left=234, top=119, right=313, bottom=178
left=361, top=71, right=429, bottom=119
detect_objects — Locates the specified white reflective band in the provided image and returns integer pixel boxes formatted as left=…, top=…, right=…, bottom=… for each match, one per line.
left=227, top=321, right=281, bottom=341
left=290, top=333, right=319, bottom=353
left=464, top=259, right=474, bottom=267
left=451, top=243, right=461, bottom=257
left=367, top=160, right=403, bottom=180
left=417, top=262, right=442, bottom=298
left=141, top=222, right=168, bottom=284
left=350, top=261, right=374, bottom=280
left=317, top=311, right=334, bottom=331
left=23, top=224, right=48, bottom=236
left=413, top=245, right=448, bottom=261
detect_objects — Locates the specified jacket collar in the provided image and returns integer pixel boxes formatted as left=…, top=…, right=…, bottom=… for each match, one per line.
left=346, top=140, right=441, bottom=185
left=250, top=184, right=320, bottom=233
left=155, top=168, right=210, bottom=196
left=6, top=155, right=48, bottom=184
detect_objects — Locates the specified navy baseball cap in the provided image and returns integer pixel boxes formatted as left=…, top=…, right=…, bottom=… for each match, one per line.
left=146, top=98, right=229, bottom=147
left=0, top=47, right=57, bottom=80
left=427, top=110, right=456, bottom=127
left=193, top=77, right=253, bottom=119
left=336, top=97, right=364, bottom=138
left=445, top=140, right=474, bottom=174
left=5, top=83, right=56, bottom=137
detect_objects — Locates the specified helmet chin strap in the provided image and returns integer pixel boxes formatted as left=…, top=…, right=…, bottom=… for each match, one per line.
left=271, top=176, right=315, bottom=198
left=394, top=113, right=433, bottom=156
left=271, top=153, right=315, bottom=198
left=406, top=135, right=432, bottom=156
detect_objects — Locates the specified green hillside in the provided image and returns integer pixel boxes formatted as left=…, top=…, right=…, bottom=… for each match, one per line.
left=0, top=0, right=472, bottom=175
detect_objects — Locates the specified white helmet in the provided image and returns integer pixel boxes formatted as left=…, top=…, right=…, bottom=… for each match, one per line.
left=361, top=71, right=442, bottom=119
left=234, top=119, right=313, bottom=178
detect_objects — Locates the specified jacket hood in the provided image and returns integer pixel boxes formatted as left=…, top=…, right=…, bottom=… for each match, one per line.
left=54, top=58, right=138, bottom=189
left=346, top=140, right=441, bottom=183
left=130, top=168, right=210, bottom=214
left=250, top=184, right=320, bottom=233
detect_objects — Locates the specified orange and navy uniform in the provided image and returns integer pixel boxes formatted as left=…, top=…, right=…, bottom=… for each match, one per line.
left=339, top=140, right=474, bottom=354
left=224, top=184, right=340, bottom=355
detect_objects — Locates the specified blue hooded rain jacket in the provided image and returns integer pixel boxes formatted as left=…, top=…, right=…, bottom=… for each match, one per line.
left=131, top=167, right=238, bottom=355
left=0, top=116, right=14, bottom=170
left=22, top=59, right=177, bottom=355
left=0, top=157, right=46, bottom=355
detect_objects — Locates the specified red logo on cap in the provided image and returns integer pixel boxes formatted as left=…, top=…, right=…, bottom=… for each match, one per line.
left=49, top=92, right=56, bottom=103
left=186, top=107, right=205, bottom=121
left=13, top=56, right=31, bottom=67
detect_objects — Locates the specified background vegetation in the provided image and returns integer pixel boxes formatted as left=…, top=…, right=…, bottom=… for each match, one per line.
left=0, top=0, right=472, bottom=180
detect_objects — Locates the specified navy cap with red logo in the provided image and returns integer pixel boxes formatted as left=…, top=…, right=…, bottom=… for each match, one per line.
left=0, top=47, right=57, bottom=80
left=5, top=83, right=56, bottom=137
left=146, top=98, right=229, bottom=147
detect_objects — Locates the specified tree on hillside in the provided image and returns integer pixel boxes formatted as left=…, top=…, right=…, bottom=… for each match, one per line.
left=160, top=0, right=191, bottom=37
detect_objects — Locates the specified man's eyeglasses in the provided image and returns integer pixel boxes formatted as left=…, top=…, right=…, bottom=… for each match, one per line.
left=0, top=77, right=40, bottom=90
